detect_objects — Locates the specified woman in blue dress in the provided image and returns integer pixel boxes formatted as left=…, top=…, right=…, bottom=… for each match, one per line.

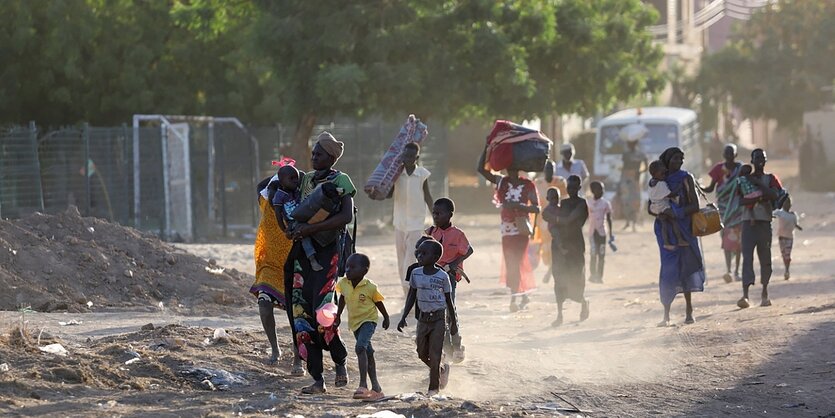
left=649, top=147, right=706, bottom=327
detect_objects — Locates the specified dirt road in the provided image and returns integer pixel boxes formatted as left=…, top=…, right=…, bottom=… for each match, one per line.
left=2, top=177, right=834, bottom=416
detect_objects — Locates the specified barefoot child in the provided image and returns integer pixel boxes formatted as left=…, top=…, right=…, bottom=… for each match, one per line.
left=398, top=239, right=459, bottom=396
left=334, top=253, right=390, bottom=400
left=543, top=177, right=590, bottom=327
left=587, top=181, right=613, bottom=284
left=648, top=160, right=690, bottom=250
left=773, top=196, right=802, bottom=280
left=272, top=165, right=323, bottom=271
left=426, top=198, right=473, bottom=363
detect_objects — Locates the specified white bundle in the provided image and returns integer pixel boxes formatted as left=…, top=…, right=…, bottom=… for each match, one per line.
left=619, top=123, right=648, bottom=142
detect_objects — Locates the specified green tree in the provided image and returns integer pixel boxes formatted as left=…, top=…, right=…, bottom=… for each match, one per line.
left=700, top=0, right=835, bottom=128
left=0, top=0, right=273, bottom=125
left=254, top=0, right=663, bottom=168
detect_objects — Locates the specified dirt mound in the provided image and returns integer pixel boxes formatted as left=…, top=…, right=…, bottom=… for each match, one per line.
left=0, top=208, right=252, bottom=313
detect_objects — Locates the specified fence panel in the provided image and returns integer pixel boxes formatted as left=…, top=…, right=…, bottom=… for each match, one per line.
left=87, top=126, right=133, bottom=225
left=0, top=125, right=43, bottom=218
left=38, top=128, right=88, bottom=215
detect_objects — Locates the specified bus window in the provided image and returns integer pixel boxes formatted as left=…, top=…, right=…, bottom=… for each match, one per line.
left=599, top=123, right=679, bottom=156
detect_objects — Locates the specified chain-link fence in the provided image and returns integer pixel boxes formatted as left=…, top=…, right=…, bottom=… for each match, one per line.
left=0, top=123, right=43, bottom=218
left=0, top=118, right=448, bottom=241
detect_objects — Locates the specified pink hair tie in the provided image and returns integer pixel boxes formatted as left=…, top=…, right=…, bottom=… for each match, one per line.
left=272, top=157, right=296, bottom=167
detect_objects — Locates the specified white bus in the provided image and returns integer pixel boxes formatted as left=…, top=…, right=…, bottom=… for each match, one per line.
left=593, top=106, right=701, bottom=195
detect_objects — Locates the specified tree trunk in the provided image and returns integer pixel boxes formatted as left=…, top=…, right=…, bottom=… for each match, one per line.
left=289, top=112, right=317, bottom=171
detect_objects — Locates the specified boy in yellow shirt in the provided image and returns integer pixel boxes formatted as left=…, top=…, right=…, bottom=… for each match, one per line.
left=334, top=253, right=390, bottom=400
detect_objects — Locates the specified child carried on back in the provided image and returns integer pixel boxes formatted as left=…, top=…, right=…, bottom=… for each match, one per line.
left=648, top=160, right=690, bottom=251
left=272, top=165, right=343, bottom=271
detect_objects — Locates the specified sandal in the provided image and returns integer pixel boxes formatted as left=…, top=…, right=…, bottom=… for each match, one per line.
left=291, top=362, right=306, bottom=377
left=353, top=387, right=370, bottom=399
left=335, top=374, right=349, bottom=388
left=301, top=382, right=326, bottom=394
left=363, top=390, right=385, bottom=402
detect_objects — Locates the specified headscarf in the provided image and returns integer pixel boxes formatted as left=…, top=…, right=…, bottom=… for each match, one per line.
left=316, top=131, right=344, bottom=161
left=560, top=143, right=575, bottom=159
left=659, top=147, right=684, bottom=170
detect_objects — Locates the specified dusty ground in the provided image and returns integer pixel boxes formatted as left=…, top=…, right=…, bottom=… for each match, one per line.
left=1, top=159, right=833, bottom=417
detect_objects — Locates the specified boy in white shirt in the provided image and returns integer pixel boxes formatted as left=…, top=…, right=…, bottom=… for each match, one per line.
left=773, top=196, right=802, bottom=280
left=389, top=142, right=433, bottom=295
left=587, top=181, right=613, bottom=283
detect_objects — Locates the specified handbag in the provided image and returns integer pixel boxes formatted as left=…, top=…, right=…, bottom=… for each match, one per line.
left=689, top=178, right=723, bottom=237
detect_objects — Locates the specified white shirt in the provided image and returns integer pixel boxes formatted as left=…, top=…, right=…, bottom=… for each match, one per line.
left=773, top=209, right=798, bottom=238
left=554, top=159, right=589, bottom=182
left=588, top=197, right=612, bottom=237
left=648, top=180, right=672, bottom=213
left=393, top=166, right=430, bottom=231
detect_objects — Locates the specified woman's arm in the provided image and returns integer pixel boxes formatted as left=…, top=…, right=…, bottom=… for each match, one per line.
left=681, top=175, right=700, bottom=216
left=477, top=146, right=498, bottom=185
left=273, top=205, right=289, bottom=232
left=700, top=178, right=717, bottom=193
left=291, top=194, right=354, bottom=239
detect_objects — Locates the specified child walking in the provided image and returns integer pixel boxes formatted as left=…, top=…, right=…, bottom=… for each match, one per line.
left=587, top=181, right=613, bottom=284
left=334, top=253, right=390, bottom=400
left=543, top=177, right=590, bottom=327
left=648, top=160, right=690, bottom=250
left=272, top=165, right=323, bottom=271
left=426, top=198, right=473, bottom=363
left=773, top=196, right=802, bottom=280
left=398, top=239, right=459, bottom=396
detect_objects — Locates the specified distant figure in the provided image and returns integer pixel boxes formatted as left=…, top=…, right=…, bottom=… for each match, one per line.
left=478, top=144, right=541, bottom=312
left=619, top=138, right=647, bottom=231
left=554, top=143, right=589, bottom=184
left=648, top=160, right=690, bottom=251
left=426, top=197, right=473, bottom=363
left=737, top=149, right=783, bottom=309
left=397, top=239, right=459, bottom=396
left=701, top=144, right=743, bottom=283
left=649, top=147, right=705, bottom=327
left=587, top=181, right=613, bottom=283
left=334, top=253, right=390, bottom=401
left=544, top=176, right=589, bottom=327
left=388, top=142, right=433, bottom=295
left=773, top=197, right=802, bottom=281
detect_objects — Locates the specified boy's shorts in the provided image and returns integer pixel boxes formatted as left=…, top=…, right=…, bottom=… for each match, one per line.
left=778, top=237, right=793, bottom=263
left=353, top=322, right=377, bottom=352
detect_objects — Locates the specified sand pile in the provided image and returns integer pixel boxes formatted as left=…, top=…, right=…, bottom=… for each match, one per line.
left=0, top=207, right=251, bottom=313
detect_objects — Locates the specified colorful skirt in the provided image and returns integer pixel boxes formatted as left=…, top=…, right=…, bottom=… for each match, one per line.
left=500, top=234, right=536, bottom=295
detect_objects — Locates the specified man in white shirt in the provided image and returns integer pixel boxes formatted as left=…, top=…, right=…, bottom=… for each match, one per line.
left=554, top=143, right=589, bottom=185
left=389, top=142, right=433, bottom=294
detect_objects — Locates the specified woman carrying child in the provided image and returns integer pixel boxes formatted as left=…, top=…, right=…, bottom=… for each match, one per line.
left=284, top=132, right=356, bottom=394
left=478, top=145, right=540, bottom=312
left=701, top=144, right=744, bottom=283
left=648, top=147, right=705, bottom=327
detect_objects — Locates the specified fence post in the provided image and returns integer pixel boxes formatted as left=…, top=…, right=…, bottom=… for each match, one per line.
left=132, top=117, right=141, bottom=228
left=83, top=123, right=91, bottom=216
left=160, top=124, right=170, bottom=240
left=218, top=133, right=228, bottom=238
left=30, top=121, right=45, bottom=212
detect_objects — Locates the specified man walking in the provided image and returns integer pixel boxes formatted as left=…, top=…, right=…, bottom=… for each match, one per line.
left=737, top=149, right=783, bottom=309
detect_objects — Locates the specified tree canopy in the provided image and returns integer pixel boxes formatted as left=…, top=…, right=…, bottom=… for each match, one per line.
left=2, top=0, right=664, bottom=158
left=697, top=1, right=835, bottom=128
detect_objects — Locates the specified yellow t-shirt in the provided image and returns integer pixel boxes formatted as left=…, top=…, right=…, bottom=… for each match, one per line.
left=335, top=277, right=385, bottom=332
